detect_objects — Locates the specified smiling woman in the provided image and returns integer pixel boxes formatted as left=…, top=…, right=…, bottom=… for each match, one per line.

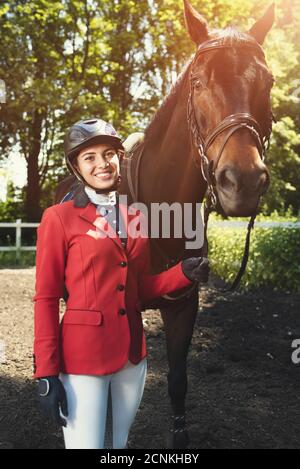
left=74, top=144, right=121, bottom=193
left=33, top=117, right=209, bottom=450
left=64, top=119, right=125, bottom=195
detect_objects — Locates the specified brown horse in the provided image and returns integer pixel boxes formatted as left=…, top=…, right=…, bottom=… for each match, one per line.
left=55, top=0, right=275, bottom=448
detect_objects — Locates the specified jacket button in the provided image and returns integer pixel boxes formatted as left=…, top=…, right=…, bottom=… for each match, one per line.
left=117, top=284, right=125, bottom=291
left=119, top=308, right=126, bottom=315
left=120, top=261, right=127, bottom=268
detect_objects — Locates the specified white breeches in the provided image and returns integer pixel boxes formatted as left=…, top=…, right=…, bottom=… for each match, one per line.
left=60, top=359, right=147, bottom=449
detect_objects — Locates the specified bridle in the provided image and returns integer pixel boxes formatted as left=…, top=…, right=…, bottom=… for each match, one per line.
left=187, top=37, right=273, bottom=210
left=125, top=36, right=274, bottom=295
left=186, top=36, right=274, bottom=291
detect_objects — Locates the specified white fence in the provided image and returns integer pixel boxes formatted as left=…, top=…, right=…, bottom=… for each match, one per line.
left=0, top=219, right=299, bottom=261
left=0, top=219, right=38, bottom=260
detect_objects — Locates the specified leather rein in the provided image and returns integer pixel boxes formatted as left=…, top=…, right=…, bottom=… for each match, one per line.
left=126, top=37, right=274, bottom=294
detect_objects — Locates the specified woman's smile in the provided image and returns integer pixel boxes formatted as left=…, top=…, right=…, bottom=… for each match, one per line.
left=93, top=171, right=113, bottom=180
left=75, top=143, right=121, bottom=190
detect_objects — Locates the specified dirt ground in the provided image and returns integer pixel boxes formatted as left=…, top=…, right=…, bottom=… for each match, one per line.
left=0, top=268, right=300, bottom=449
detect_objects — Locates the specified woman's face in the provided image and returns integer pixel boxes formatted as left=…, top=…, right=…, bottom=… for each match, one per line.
left=74, top=143, right=120, bottom=191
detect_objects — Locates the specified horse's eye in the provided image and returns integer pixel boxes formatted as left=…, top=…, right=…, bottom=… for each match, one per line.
left=194, top=79, right=203, bottom=90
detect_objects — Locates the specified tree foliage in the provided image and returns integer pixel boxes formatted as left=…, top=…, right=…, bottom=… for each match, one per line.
left=0, top=0, right=299, bottom=220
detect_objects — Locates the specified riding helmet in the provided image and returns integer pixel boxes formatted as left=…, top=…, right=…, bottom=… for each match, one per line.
left=64, top=118, right=124, bottom=180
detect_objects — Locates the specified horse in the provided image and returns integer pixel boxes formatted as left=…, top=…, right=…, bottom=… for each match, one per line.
left=55, top=0, right=275, bottom=448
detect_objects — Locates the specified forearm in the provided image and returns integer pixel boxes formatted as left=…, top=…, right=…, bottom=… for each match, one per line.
left=34, top=298, right=61, bottom=378
left=139, top=261, right=193, bottom=302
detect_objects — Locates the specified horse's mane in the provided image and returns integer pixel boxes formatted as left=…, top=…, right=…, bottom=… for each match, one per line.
left=144, top=60, right=191, bottom=144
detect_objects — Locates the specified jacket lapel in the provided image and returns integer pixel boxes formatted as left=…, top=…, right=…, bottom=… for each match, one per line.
left=119, top=203, right=148, bottom=254
left=73, top=184, right=140, bottom=253
left=78, top=202, right=125, bottom=252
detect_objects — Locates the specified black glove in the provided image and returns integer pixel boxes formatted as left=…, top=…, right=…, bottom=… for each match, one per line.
left=181, top=257, right=210, bottom=283
left=37, top=376, right=68, bottom=427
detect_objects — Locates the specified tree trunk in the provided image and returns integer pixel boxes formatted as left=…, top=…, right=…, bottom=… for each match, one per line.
left=24, top=109, right=43, bottom=222
left=25, top=155, right=41, bottom=222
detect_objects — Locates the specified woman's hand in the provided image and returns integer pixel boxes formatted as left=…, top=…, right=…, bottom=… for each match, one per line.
left=181, top=257, right=210, bottom=283
left=37, top=376, right=68, bottom=427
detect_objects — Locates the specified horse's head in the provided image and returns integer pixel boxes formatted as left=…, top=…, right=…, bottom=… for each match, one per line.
left=184, top=0, right=275, bottom=216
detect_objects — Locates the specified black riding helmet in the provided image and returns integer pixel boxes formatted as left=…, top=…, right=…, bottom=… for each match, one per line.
left=64, top=118, right=124, bottom=183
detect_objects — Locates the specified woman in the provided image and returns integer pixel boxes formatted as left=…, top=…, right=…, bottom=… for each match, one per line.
left=33, top=118, right=209, bottom=449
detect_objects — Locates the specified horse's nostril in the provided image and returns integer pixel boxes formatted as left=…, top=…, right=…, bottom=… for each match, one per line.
left=217, top=166, right=270, bottom=196
left=257, top=170, right=270, bottom=194
left=218, top=167, right=240, bottom=193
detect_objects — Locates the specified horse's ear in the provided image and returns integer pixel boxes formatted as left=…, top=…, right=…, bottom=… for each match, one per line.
left=249, top=3, right=275, bottom=45
left=183, top=0, right=209, bottom=46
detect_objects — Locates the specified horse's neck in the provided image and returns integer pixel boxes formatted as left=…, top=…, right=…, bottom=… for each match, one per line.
left=139, top=83, right=206, bottom=205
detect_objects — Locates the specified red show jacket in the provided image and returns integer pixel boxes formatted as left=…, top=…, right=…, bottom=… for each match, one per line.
left=33, top=200, right=193, bottom=378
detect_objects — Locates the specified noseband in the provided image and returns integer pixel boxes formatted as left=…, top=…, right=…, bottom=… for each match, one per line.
left=187, top=37, right=273, bottom=208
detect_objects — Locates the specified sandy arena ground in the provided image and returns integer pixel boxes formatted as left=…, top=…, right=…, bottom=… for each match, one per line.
left=0, top=268, right=300, bottom=449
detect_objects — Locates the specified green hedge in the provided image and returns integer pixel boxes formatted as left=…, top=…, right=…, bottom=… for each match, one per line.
left=0, top=251, right=36, bottom=268
left=1, top=218, right=300, bottom=293
left=208, top=226, right=300, bottom=292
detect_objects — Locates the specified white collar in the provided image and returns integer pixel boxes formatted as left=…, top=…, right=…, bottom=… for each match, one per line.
left=84, top=186, right=117, bottom=206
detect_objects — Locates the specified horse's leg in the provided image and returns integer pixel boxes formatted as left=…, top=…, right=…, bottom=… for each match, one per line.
left=160, top=286, right=199, bottom=449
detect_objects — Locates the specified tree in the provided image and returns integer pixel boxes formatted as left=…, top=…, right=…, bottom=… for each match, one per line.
left=0, top=1, right=71, bottom=220
left=0, top=0, right=150, bottom=220
left=0, top=0, right=299, bottom=219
